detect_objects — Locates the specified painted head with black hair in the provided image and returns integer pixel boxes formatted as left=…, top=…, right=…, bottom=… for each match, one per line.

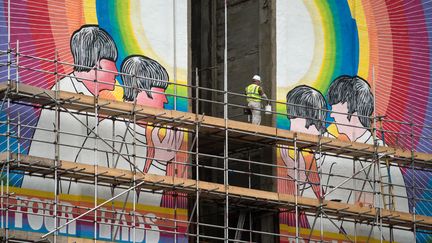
left=70, top=25, right=118, bottom=72
left=286, top=85, right=327, bottom=133
left=121, top=55, right=169, bottom=102
left=327, top=75, right=373, bottom=128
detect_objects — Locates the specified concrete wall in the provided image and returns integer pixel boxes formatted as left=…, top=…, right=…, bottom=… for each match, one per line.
left=191, top=1, right=278, bottom=242
left=192, top=0, right=275, bottom=127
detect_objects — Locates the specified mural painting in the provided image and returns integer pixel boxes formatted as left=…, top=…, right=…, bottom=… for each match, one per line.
left=0, top=1, right=188, bottom=242
left=278, top=77, right=412, bottom=242
left=277, top=0, right=432, bottom=242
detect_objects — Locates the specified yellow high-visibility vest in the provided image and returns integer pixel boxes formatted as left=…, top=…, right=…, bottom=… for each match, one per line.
left=245, top=84, right=262, bottom=102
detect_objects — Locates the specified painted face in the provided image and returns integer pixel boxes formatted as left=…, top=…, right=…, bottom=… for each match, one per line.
left=136, top=87, right=168, bottom=108
left=97, top=59, right=118, bottom=91
left=330, top=102, right=352, bottom=135
left=290, top=118, right=320, bottom=135
left=74, top=58, right=118, bottom=95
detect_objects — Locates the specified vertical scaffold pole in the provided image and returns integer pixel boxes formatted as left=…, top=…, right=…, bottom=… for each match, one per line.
left=248, top=151, right=252, bottom=242
left=173, top=1, right=179, bottom=237
left=410, top=109, right=416, bottom=241
left=94, top=65, right=99, bottom=242
left=132, top=80, right=137, bottom=243
left=318, top=114, right=323, bottom=242
left=372, top=65, right=383, bottom=243
left=15, top=40, right=18, bottom=94
left=5, top=0, right=11, bottom=238
left=174, top=131, right=178, bottom=243
left=173, top=0, right=177, bottom=111
left=15, top=40, right=19, bottom=158
left=294, top=135, right=299, bottom=243
left=195, top=67, right=200, bottom=243
left=223, top=0, right=229, bottom=242
left=5, top=91, right=9, bottom=241
left=353, top=157, right=357, bottom=242
left=54, top=49, right=59, bottom=243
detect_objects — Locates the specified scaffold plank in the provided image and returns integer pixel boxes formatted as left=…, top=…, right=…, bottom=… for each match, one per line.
left=1, top=152, right=431, bottom=231
left=1, top=83, right=430, bottom=169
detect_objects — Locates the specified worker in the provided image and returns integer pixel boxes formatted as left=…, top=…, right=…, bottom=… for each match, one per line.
left=245, top=75, right=268, bottom=125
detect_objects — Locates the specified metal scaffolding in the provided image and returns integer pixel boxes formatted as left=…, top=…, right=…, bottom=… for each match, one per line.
left=0, top=41, right=430, bottom=243
left=0, top=0, right=431, bottom=241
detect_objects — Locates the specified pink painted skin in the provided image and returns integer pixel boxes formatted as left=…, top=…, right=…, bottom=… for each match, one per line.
left=330, top=102, right=364, bottom=141
left=136, top=87, right=168, bottom=108
left=330, top=102, right=351, bottom=132
left=135, top=86, right=183, bottom=168
left=290, top=118, right=320, bottom=135
left=75, top=59, right=118, bottom=95
left=151, top=126, right=184, bottom=166
left=280, top=116, right=322, bottom=198
left=282, top=116, right=319, bottom=176
left=280, top=118, right=316, bottom=196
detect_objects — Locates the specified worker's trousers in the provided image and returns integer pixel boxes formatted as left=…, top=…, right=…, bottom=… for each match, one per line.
left=248, top=101, right=261, bottom=125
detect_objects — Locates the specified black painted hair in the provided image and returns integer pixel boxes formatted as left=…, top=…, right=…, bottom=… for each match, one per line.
left=121, top=55, right=169, bottom=102
left=286, top=85, right=327, bottom=133
left=71, top=25, right=118, bottom=72
left=327, top=75, right=374, bottom=128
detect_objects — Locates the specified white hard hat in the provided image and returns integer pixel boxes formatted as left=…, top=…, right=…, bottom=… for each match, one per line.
left=252, top=75, right=261, bottom=81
